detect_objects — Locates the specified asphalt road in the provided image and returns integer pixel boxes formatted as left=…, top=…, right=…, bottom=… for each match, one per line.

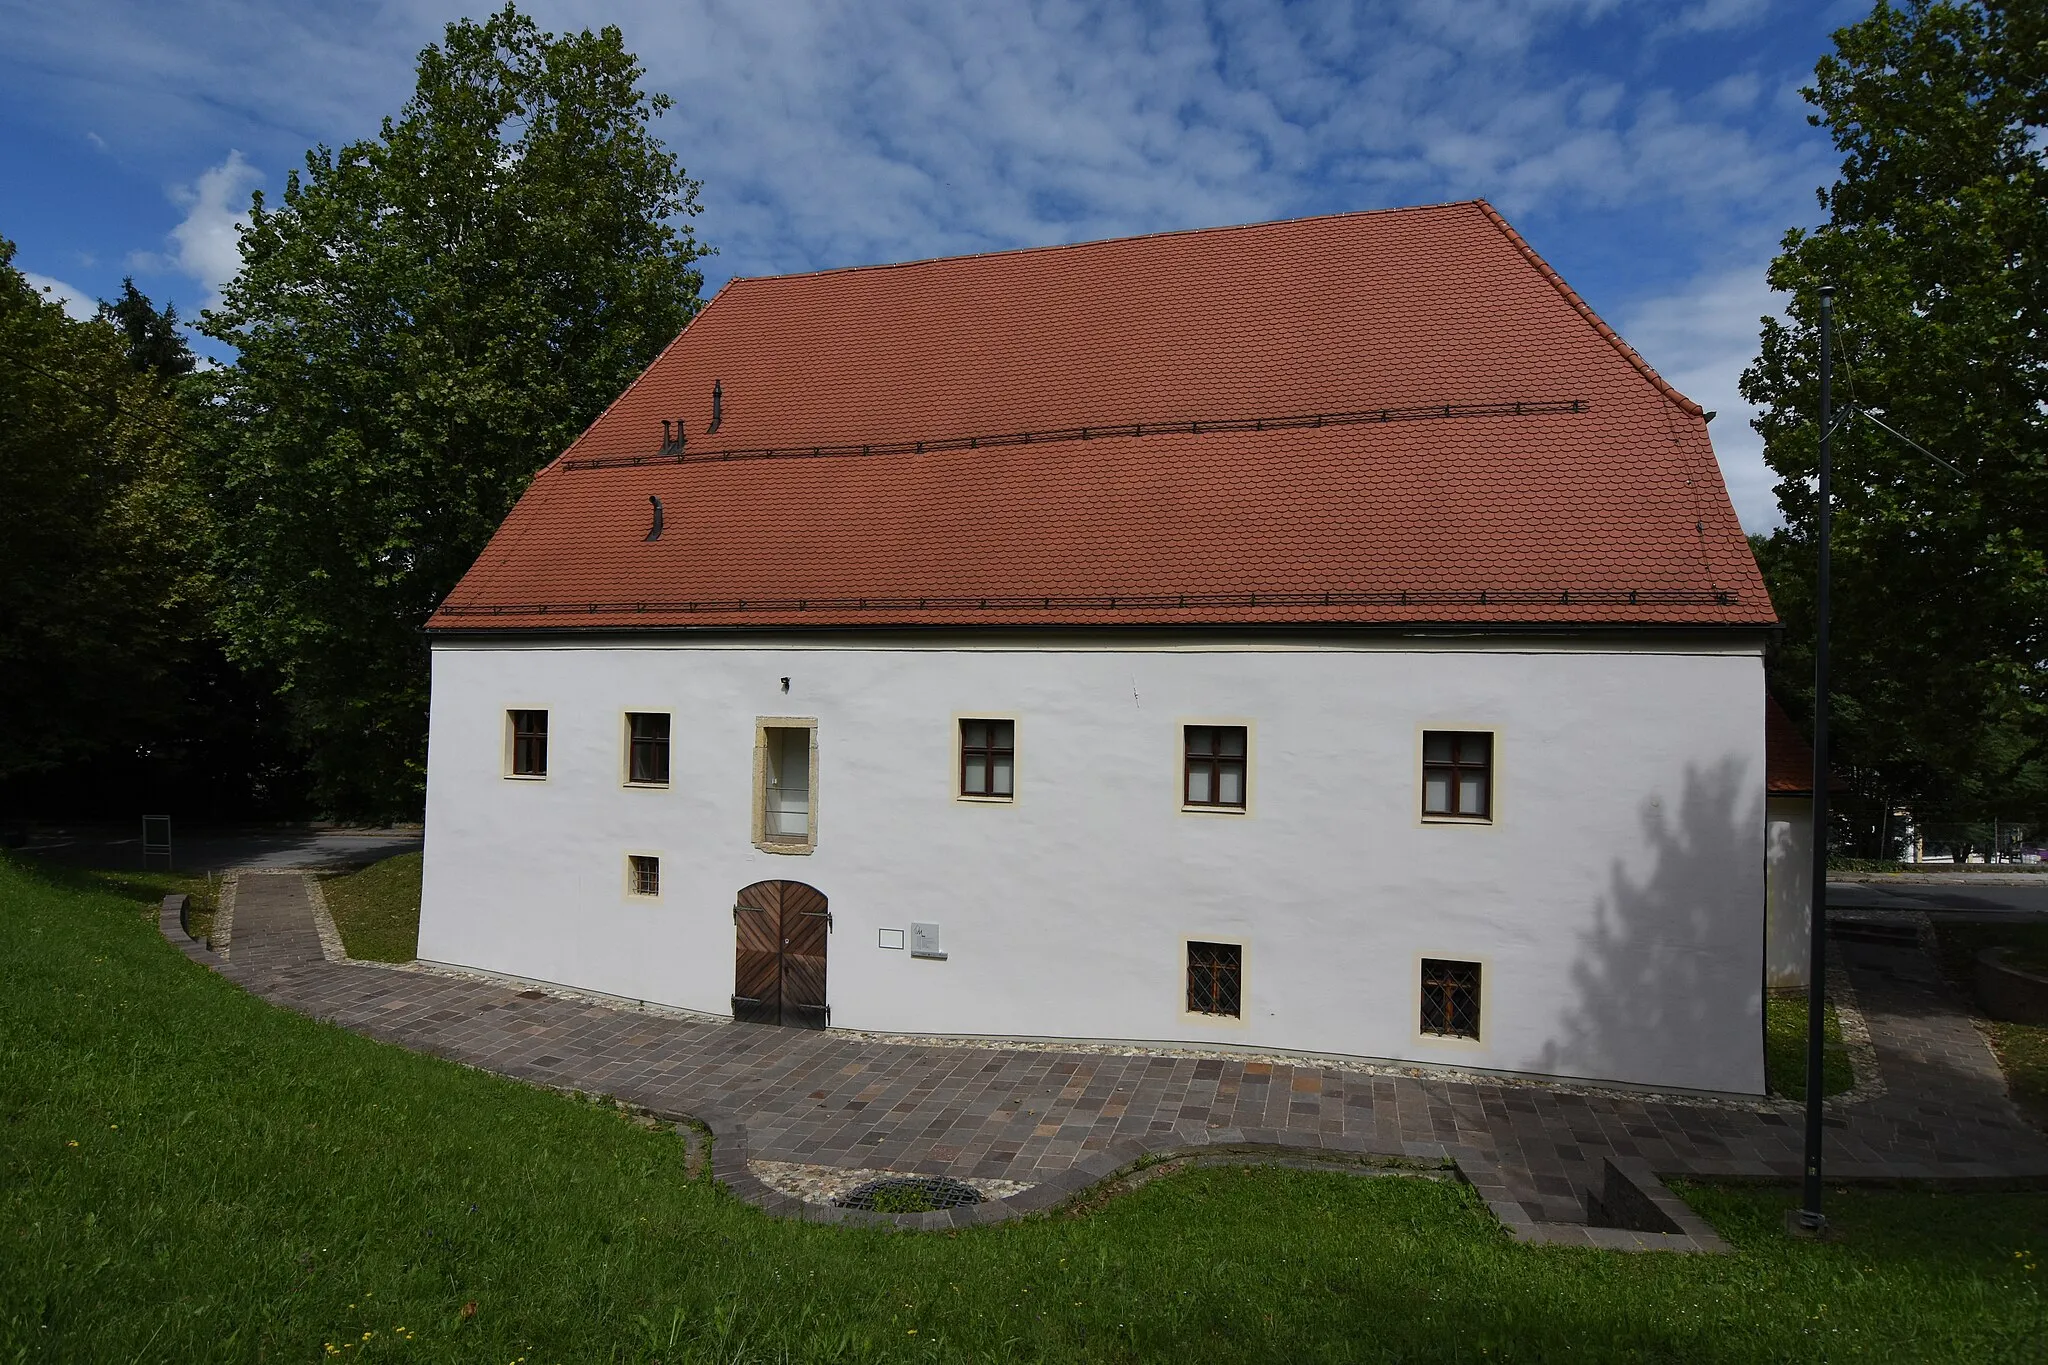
left=9, top=823, right=422, bottom=875
left=1828, top=877, right=2048, bottom=923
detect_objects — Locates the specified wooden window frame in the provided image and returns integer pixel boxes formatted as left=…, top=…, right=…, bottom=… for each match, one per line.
left=507, top=708, right=549, bottom=779
left=626, top=853, right=661, bottom=898
left=624, top=711, right=671, bottom=787
left=1185, top=940, right=1244, bottom=1018
left=1421, top=729, right=1494, bottom=821
left=1418, top=958, right=1483, bottom=1041
left=752, top=717, right=819, bottom=854
left=1182, top=724, right=1250, bottom=812
left=957, top=717, right=1016, bottom=801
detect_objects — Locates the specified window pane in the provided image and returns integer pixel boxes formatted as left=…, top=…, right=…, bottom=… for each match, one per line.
left=962, top=754, right=987, bottom=793
left=1219, top=727, right=1246, bottom=758
left=1422, top=732, right=1452, bottom=763
left=1458, top=772, right=1486, bottom=815
left=1186, top=725, right=1211, bottom=757
left=962, top=720, right=987, bottom=749
left=992, top=753, right=1013, bottom=795
left=1187, top=766, right=1212, bottom=804
left=1217, top=761, right=1245, bottom=807
left=991, top=720, right=1014, bottom=748
left=1423, top=771, right=1451, bottom=813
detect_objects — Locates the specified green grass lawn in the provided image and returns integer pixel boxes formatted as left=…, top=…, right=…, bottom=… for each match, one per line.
left=1933, top=922, right=2048, bottom=1132
left=323, top=852, right=423, bottom=962
left=1764, top=994, right=1854, bottom=1099
left=4, top=854, right=2044, bottom=1363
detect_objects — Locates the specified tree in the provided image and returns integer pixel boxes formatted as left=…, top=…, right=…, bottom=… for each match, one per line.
left=98, top=278, right=196, bottom=378
left=1742, top=0, right=2047, bottom=839
left=0, top=240, right=209, bottom=780
left=198, top=4, right=708, bottom=818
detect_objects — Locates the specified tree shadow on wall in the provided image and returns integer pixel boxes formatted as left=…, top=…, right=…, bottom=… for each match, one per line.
left=1533, top=757, right=1764, bottom=1094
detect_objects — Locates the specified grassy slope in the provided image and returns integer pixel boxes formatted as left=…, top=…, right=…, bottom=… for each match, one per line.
left=1763, top=995, right=1855, bottom=1098
left=3, top=855, right=2044, bottom=1364
left=322, top=852, right=423, bottom=962
left=1933, top=922, right=2048, bottom=1132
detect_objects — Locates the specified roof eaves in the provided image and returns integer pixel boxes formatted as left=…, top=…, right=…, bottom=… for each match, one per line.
left=1472, top=200, right=1704, bottom=419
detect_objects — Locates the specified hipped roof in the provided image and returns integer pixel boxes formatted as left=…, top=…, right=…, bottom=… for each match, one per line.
left=432, top=200, right=1773, bottom=633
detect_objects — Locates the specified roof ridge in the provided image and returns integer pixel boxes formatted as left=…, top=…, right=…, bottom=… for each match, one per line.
left=1471, top=200, right=1703, bottom=419
left=715, top=200, right=1487, bottom=291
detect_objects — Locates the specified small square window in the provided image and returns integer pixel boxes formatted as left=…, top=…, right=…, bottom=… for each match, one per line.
left=1420, top=959, right=1481, bottom=1039
left=628, top=854, right=660, bottom=897
left=960, top=718, right=1015, bottom=798
left=627, top=712, right=671, bottom=785
left=1422, top=731, right=1491, bottom=819
left=1184, top=726, right=1247, bottom=808
left=510, top=709, right=549, bottom=777
left=1187, top=941, right=1242, bottom=1017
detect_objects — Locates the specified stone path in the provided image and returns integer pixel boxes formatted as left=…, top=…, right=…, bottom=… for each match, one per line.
left=163, top=874, right=2048, bottom=1242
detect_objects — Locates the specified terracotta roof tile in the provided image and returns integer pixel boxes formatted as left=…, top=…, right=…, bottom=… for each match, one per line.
left=433, top=200, right=1775, bottom=632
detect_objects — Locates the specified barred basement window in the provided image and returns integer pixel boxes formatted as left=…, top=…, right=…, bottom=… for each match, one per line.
left=627, top=712, right=671, bottom=785
left=1422, top=731, right=1491, bottom=819
left=1187, top=941, right=1242, bottom=1017
left=1420, top=959, right=1481, bottom=1039
left=628, top=855, right=660, bottom=897
left=510, top=709, right=549, bottom=777
left=959, top=719, right=1015, bottom=798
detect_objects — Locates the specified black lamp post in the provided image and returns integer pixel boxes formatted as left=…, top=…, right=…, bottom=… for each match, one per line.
left=1796, top=283, right=1835, bottom=1235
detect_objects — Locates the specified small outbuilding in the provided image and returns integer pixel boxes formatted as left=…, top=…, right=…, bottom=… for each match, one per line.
left=419, top=200, right=1778, bottom=1094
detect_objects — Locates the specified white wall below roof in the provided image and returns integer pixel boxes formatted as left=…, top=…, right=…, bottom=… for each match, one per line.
left=1765, top=795, right=1814, bottom=989
left=420, top=634, right=1768, bottom=1094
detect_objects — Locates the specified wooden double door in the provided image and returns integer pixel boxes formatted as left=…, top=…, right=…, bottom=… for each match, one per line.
left=732, top=880, right=829, bottom=1028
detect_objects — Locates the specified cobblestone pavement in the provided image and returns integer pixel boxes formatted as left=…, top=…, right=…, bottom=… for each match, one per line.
left=169, top=874, right=2048, bottom=1235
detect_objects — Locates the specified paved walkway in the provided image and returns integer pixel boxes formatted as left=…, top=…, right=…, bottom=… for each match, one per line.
left=164, top=874, right=2048, bottom=1239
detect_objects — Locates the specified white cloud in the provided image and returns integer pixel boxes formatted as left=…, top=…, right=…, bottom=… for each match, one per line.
left=135, top=150, right=263, bottom=307
left=1620, top=264, right=1788, bottom=532
left=22, top=271, right=97, bottom=321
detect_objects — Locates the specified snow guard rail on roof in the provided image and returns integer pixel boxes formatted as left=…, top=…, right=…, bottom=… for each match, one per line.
left=560, top=398, right=1590, bottom=471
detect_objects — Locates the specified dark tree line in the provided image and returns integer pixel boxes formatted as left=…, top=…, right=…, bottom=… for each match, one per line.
left=1745, top=0, right=2046, bottom=855
left=2, top=5, right=705, bottom=823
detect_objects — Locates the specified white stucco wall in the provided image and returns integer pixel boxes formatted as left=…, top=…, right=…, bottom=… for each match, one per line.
left=1765, top=794, right=1814, bottom=989
left=419, top=633, right=1768, bottom=1094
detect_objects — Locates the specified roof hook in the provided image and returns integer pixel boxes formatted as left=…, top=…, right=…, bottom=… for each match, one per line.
left=708, top=380, right=723, bottom=434
left=645, top=494, right=664, bottom=542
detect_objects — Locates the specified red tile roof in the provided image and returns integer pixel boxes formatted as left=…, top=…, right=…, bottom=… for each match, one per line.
left=1766, top=696, right=1821, bottom=795
left=433, top=200, right=1774, bottom=632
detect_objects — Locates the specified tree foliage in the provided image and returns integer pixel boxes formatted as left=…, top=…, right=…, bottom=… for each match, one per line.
left=0, top=241, right=209, bottom=780
left=199, top=4, right=706, bottom=818
left=1743, top=0, right=2047, bottom=836
left=98, top=278, right=196, bottom=379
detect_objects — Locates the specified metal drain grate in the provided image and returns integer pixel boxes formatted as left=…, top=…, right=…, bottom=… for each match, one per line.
left=832, top=1176, right=986, bottom=1213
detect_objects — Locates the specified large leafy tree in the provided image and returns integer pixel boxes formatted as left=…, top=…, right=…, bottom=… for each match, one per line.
left=1743, top=0, right=2046, bottom=844
left=0, top=241, right=209, bottom=781
left=200, top=4, right=707, bottom=818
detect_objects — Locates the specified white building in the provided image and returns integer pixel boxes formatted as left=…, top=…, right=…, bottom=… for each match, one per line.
left=420, top=201, right=1776, bottom=1095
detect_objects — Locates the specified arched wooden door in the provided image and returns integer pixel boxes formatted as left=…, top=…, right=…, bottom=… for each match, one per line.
left=732, top=881, right=830, bottom=1028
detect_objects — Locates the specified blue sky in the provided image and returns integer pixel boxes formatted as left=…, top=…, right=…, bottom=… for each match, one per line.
left=0, top=0, right=1872, bottom=530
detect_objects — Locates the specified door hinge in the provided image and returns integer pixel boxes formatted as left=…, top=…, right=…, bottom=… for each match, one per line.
left=801, top=908, right=834, bottom=930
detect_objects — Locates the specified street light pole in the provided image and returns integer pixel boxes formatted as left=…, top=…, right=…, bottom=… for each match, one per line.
left=1798, top=284, right=1835, bottom=1234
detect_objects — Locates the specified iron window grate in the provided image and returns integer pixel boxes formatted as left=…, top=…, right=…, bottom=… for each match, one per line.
left=629, top=855, right=660, bottom=897
left=1421, top=959, right=1481, bottom=1039
left=1187, top=940, right=1242, bottom=1016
